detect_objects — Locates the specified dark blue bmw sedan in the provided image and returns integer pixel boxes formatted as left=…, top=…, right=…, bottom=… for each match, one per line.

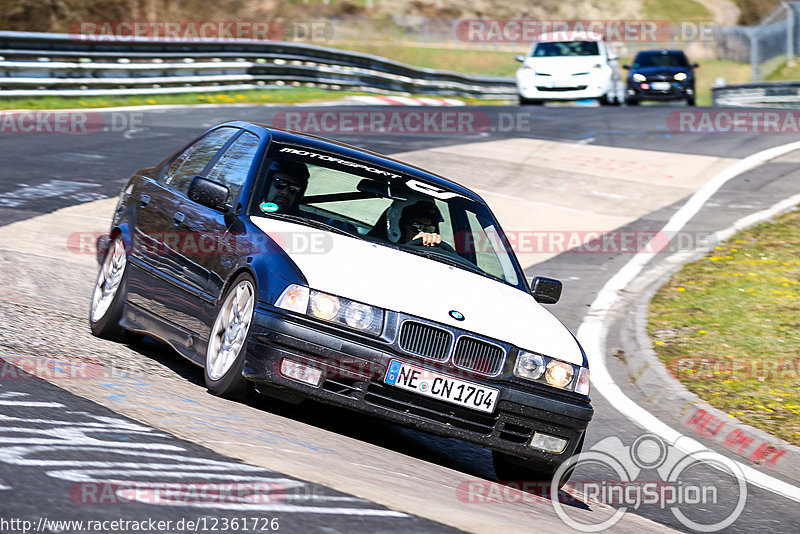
left=90, top=121, right=593, bottom=486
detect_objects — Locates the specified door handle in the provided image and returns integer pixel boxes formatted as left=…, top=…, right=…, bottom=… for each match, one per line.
left=173, top=212, right=185, bottom=226
left=140, top=194, right=150, bottom=208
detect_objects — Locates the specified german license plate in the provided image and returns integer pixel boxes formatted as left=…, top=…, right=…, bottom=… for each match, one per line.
left=384, top=360, right=499, bottom=413
left=651, top=81, right=671, bottom=91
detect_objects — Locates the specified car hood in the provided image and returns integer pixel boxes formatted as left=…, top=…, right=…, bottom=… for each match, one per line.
left=252, top=217, right=584, bottom=365
left=522, top=56, right=604, bottom=75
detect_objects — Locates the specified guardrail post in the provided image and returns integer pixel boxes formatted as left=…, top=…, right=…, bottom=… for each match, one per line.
left=748, top=29, right=760, bottom=82
left=786, top=2, right=796, bottom=62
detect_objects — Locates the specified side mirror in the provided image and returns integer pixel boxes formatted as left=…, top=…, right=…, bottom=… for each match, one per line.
left=188, top=175, right=229, bottom=212
left=515, top=54, right=526, bottom=62
left=531, top=276, right=562, bottom=304
left=622, top=64, right=631, bottom=69
left=692, top=63, right=700, bottom=68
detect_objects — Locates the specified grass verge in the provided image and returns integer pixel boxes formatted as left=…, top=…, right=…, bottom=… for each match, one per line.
left=0, top=87, right=373, bottom=110
left=641, top=0, right=713, bottom=20
left=333, top=43, right=521, bottom=77
left=0, top=86, right=505, bottom=111
left=648, top=206, right=800, bottom=446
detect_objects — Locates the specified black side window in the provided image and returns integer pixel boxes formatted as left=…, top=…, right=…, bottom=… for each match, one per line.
left=164, top=127, right=238, bottom=194
left=205, top=132, right=261, bottom=206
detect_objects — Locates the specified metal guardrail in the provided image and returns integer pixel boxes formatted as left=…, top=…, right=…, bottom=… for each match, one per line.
left=0, top=30, right=517, bottom=98
left=712, top=81, right=800, bottom=107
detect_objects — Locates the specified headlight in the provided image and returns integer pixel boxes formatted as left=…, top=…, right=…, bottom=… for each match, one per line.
left=514, top=351, right=584, bottom=392
left=674, top=72, right=688, bottom=81
left=633, top=73, right=646, bottom=82
left=309, top=292, right=340, bottom=320
left=344, top=301, right=376, bottom=330
left=275, top=285, right=384, bottom=336
left=514, top=351, right=546, bottom=380
left=545, top=360, right=574, bottom=389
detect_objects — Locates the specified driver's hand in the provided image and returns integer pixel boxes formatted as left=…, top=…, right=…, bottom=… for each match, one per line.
left=414, top=232, right=442, bottom=246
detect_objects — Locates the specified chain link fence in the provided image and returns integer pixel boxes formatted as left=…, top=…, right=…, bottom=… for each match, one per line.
left=715, top=2, right=798, bottom=82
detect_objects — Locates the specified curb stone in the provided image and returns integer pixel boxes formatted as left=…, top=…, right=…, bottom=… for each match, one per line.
left=615, top=219, right=800, bottom=484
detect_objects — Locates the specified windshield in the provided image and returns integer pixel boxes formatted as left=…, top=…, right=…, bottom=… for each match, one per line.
left=250, top=144, right=524, bottom=288
left=533, top=41, right=599, bottom=57
left=634, top=52, right=689, bottom=68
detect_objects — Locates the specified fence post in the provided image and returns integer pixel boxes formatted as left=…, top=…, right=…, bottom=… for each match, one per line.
left=785, top=2, right=796, bottom=62
left=748, top=29, right=760, bottom=82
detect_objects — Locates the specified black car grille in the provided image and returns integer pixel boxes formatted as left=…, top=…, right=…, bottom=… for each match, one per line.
left=536, top=85, right=588, bottom=92
left=452, top=337, right=505, bottom=375
left=398, top=321, right=452, bottom=360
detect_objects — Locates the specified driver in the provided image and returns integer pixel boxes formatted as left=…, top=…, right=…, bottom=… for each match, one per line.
left=399, top=200, right=443, bottom=247
left=262, top=160, right=309, bottom=214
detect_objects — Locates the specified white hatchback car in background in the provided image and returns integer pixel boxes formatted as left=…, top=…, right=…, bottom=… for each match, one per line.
left=515, top=31, right=624, bottom=105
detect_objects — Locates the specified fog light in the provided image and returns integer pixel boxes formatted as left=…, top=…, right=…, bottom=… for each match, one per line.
left=280, top=359, right=322, bottom=386
left=530, top=432, right=568, bottom=453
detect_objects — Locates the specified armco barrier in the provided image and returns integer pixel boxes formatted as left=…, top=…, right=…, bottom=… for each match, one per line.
left=0, top=30, right=517, bottom=98
left=712, top=81, right=800, bottom=107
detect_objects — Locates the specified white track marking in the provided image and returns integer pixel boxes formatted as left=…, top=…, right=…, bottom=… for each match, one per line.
left=577, top=140, right=800, bottom=503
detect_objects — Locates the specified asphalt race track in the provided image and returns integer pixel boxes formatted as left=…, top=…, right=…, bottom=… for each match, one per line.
left=0, top=102, right=799, bottom=533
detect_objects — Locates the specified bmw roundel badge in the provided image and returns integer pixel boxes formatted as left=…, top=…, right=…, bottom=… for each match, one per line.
left=449, top=310, right=465, bottom=321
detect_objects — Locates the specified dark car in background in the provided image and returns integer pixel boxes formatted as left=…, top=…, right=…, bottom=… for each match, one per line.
left=624, top=49, right=698, bottom=106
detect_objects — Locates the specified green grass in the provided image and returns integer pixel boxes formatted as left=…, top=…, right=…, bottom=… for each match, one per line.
left=0, top=86, right=504, bottom=111
left=642, top=0, right=713, bottom=19
left=648, top=206, right=800, bottom=446
left=767, top=59, right=800, bottom=81
left=693, top=59, right=752, bottom=105
left=333, top=43, right=521, bottom=77
left=0, top=87, right=368, bottom=110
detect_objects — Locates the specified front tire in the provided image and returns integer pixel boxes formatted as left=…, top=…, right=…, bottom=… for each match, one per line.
left=90, top=235, right=130, bottom=341
left=205, top=273, right=256, bottom=400
left=518, top=96, right=543, bottom=106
